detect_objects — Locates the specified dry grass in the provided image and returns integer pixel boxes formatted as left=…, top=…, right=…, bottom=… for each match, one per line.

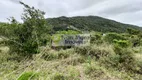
left=0, top=44, right=142, bottom=80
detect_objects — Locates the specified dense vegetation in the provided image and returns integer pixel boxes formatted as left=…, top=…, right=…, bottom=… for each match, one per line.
left=0, top=1, right=142, bottom=80
left=47, top=16, right=142, bottom=33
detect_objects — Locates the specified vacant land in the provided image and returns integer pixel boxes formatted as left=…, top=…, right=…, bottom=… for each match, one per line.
left=0, top=2, right=142, bottom=80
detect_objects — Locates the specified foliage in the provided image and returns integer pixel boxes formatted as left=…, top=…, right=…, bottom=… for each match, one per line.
left=56, top=30, right=80, bottom=34
left=138, top=32, right=142, bottom=38
left=127, top=28, right=140, bottom=35
left=130, top=35, right=141, bottom=47
left=51, top=72, right=66, bottom=80
left=90, top=32, right=103, bottom=44
left=111, top=45, right=140, bottom=73
left=4, top=1, right=51, bottom=55
left=75, top=44, right=112, bottom=59
left=103, top=33, right=126, bottom=43
left=0, top=23, right=15, bottom=37
left=113, top=39, right=131, bottom=48
left=47, top=16, right=142, bottom=33
left=84, top=62, right=106, bottom=80
left=17, top=72, right=38, bottom=80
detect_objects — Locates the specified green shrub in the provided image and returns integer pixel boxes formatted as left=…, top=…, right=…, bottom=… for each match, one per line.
left=127, top=28, right=140, bottom=35
left=75, top=46, right=91, bottom=55
left=89, top=47, right=110, bottom=59
left=98, top=43, right=142, bottom=74
left=90, top=33, right=103, bottom=44
left=18, top=72, right=38, bottom=80
left=75, top=45, right=111, bottom=59
left=111, top=45, right=140, bottom=73
left=113, top=39, right=131, bottom=48
left=103, top=33, right=126, bottom=43
left=56, top=30, right=80, bottom=34
left=58, top=49, right=74, bottom=59
left=130, top=35, right=141, bottom=47
left=4, top=2, right=52, bottom=55
left=51, top=72, right=66, bottom=80
left=138, top=32, right=142, bottom=38
left=84, top=63, right=105, bottom=78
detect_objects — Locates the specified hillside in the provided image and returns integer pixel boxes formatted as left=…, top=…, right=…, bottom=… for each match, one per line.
left=47, top=16, right=142, bottom=33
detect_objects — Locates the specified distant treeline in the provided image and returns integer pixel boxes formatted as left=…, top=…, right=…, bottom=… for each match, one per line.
left=47, top=16, right=142, bottom=33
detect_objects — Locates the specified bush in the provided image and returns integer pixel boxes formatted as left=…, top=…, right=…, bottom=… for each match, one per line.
left=138, top=32, right=142, bottom=38
left=51, top=72, right=66, bottom=80
left=113, top=39, right=131, bottom=48
left=90, top=32, right=103, bottom=44
left=130, top=35, right=141, bottom=47
left=56, top=30, right=80, bottom=34
left=89, top=47, right=110, bottom=59
left=75, top=46, right=91, bottom=55
left=5, top=2, right=52, bottom=55
left=84, top=63, right=105, bottom=79
left=103, top=33, right=126, bottom=43
left=109, top=45, right=140, bottom=73
left=127, top=28, right=140, bottom=35
left=75, top=44, right=112, bottom=59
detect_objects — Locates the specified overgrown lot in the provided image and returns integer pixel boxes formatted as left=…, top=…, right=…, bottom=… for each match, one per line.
left=0, top=1, right=142, bottom=80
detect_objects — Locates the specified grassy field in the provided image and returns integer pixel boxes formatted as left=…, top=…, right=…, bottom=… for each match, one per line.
left=0, top=41, right=142, bottom=80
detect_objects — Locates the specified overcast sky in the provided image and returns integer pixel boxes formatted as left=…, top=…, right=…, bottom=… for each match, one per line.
left=0, top=0, right=142, bottom=26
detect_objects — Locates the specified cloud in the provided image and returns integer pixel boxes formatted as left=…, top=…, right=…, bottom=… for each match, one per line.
left=98, top=0, right=142, bottom=16
left=0, top=0, right=142, bottom=26
left=0, top=0, right=23, bottom=22
left=9, top=0, right=19, bottom=4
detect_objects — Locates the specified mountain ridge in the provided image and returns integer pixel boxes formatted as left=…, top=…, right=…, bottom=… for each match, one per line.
left=47, top=16, right=142, bottom=33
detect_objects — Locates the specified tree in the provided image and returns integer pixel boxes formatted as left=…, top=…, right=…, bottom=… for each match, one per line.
left=127, top=28, right=140, bottom=35
left=6, top=1, right=51, bottom=56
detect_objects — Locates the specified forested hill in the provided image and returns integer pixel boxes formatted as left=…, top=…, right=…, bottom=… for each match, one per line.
left=47, top=16, right=142, bottom=33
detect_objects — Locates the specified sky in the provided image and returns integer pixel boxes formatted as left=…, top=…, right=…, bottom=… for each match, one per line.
left=0, top=0, right=142, bottom=26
